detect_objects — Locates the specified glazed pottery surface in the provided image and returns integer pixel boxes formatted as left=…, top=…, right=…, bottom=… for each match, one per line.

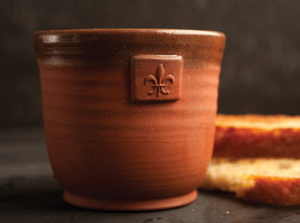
left=34, top=29, right=226, bottom=211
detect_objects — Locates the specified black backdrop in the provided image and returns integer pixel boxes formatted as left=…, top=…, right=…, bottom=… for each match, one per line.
left=1, top=0, right=300, bottom=128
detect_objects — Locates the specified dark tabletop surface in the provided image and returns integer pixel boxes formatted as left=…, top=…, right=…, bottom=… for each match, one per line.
left=1, top=128, right=300, bottom=223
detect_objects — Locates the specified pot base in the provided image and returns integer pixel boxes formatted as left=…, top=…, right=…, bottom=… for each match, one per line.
left=63, top=190, right=197, bottom=211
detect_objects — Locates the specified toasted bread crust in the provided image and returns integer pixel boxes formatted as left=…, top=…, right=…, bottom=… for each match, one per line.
left=214, top=115, right=300, bottom=158
left=214, top=126, right=300, bottom=158
left=242, top=176, right=300, bottom=205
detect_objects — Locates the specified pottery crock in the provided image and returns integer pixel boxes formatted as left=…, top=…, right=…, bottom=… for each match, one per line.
left=34, top=29, right=226, bottom=211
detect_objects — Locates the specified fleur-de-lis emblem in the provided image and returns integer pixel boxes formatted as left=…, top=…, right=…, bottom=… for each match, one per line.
left=143, top=64, right=175, bottom=97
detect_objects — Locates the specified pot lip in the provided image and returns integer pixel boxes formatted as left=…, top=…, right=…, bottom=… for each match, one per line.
left=34, top=28, right=225, bottom=37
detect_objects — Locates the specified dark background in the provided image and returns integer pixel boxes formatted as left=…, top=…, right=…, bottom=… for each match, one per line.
left=1, top=0, right=300, bottom=128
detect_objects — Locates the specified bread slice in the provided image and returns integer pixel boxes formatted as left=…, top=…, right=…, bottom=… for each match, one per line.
left=199, top=114, right=300, bottom=205
left=200, top=158, right=300, bottom=205
left=214, top=114, right=300, bottom=158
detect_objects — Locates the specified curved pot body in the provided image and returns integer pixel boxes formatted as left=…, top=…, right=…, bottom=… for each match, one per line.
left=34, top=29, right=226, bottom=211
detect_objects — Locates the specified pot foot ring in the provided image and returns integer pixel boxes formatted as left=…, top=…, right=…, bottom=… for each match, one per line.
left=63, top=190, right=197, bottom=211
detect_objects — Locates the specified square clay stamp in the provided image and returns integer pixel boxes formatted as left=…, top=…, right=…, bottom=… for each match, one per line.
left=131, top=55, right=183, bottom=102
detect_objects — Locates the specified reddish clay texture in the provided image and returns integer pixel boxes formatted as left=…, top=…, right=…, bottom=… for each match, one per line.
left=34, top=29, right=226, bottom=211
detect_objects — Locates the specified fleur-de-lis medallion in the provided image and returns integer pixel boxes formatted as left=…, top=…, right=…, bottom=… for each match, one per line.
left=144, top=64, right=175, bottom=97
left=131, top=54, right=182, bottom=101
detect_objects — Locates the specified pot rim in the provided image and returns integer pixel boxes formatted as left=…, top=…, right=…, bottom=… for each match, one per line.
left=34, top=28, right=225, bottom=38
left=34, top=28, right=226, bottom=69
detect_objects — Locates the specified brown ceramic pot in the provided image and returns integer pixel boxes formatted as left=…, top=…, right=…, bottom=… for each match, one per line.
left=34, top=29, right=226, bottom=211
